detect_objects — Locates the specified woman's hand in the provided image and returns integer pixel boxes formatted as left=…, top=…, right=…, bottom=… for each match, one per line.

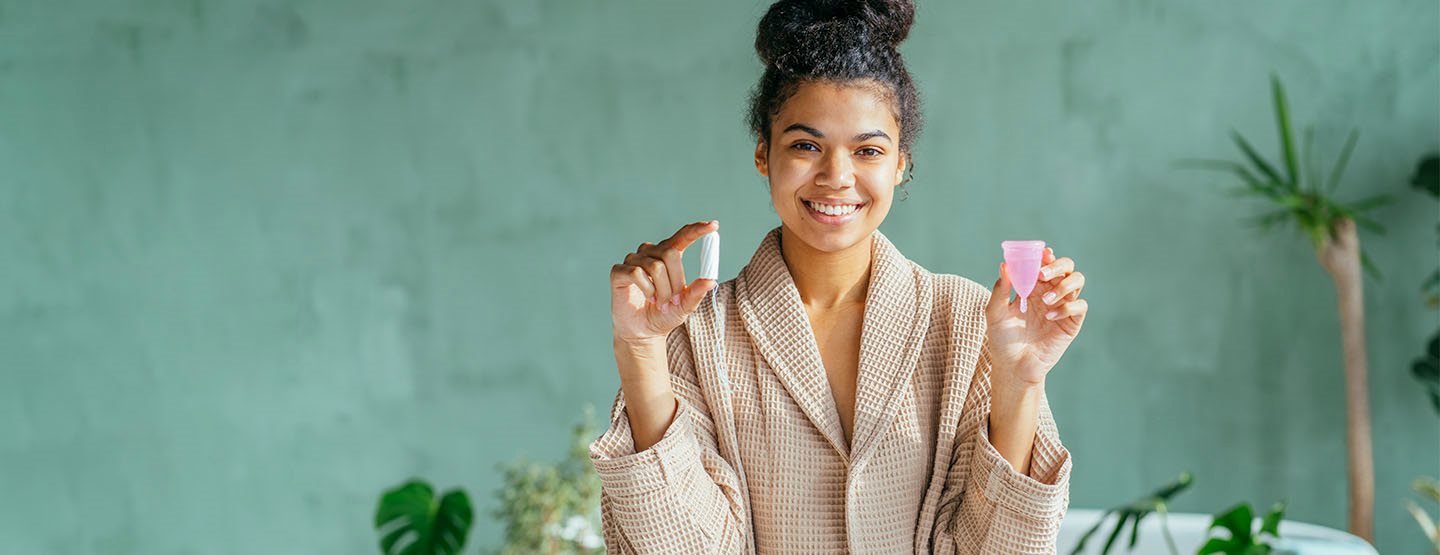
left=610, top=220, right=720, bottom=345
left=984, top=247, right=1089, bottom=386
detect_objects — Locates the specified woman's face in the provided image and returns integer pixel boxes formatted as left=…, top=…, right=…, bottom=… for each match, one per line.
left=755, top=80, right=907, bottom=254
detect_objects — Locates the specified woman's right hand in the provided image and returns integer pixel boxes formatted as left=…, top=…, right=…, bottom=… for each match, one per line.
left=610, top=220, right=720, bottom=345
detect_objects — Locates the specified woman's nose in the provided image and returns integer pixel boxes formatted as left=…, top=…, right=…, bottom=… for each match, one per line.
left=816, top=151, right=856, bottom=188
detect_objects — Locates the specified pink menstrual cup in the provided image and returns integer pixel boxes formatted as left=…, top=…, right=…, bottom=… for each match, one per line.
left=1001, top=240, right=1046, bottom=313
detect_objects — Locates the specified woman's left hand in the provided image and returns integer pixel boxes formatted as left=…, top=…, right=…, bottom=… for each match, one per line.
left=984, top=247, right=1088, bottom=386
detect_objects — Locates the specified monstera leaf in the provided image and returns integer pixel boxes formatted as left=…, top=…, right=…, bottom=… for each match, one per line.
left=374, top=479, right=474, bottom=555
left=1198, top=501, right=1286, bottom=555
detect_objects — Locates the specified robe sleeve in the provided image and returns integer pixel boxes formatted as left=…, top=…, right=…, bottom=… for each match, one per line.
left=587, top=323, right=749, bottom=553
left=933, top=336, right=1073, bottom=554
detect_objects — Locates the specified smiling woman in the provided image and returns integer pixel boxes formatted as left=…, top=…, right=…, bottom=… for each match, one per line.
left=594, top=0, right=1083, bottom=553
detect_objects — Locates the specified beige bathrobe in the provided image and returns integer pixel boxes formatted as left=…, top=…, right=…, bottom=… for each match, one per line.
left=589, top=226, right=1072, bottom=554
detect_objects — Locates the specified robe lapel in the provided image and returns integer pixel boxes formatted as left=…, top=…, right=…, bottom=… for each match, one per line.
left=734, top=226, right=932, bottom=467
left=736, top=228, right=851, bottom=460
left=848, top=228, right=932, bottom=467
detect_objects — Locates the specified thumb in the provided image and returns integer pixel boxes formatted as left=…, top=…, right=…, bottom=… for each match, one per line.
left=680, top=278, right=718, bottom=314
left=987, top=262, right=1012, bottom=316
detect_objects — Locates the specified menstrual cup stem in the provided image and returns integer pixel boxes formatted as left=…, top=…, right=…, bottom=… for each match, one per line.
left=1020, top=297, right=1027, bottom=313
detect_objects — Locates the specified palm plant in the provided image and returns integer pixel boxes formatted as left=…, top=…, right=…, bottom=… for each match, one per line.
left=1177, top=72, right=1387, bottom=541
left=1178, top=73, right=1392, bottom=276
left=1070, top=472, right=1194, bottom=555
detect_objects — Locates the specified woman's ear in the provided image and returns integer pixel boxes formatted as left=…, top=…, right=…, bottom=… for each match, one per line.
left=754, top=140, right=769, bottom=177
left=893, top=155, right=907, bottom=185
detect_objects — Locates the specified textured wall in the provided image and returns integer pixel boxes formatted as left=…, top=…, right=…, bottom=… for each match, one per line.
left=1, top=0, right=1436, bottom=553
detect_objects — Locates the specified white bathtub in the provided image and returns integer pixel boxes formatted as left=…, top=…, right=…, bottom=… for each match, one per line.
left=1059, top=508, right=1378, bottom=555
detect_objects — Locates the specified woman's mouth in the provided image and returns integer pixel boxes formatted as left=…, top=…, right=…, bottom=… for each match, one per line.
left=803, top=199, right=865, bottom=225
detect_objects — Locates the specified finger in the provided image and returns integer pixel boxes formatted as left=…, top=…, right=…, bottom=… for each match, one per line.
left=1044, top=298, right=1088, bottom=321
left=987, top=262, right=1013, bottom=317
left=623, top=252, right=662, bottom=304
left=1042, top=247, right=1056, bottom=265
left=680, top=277, right=718, bottom=313
left=612, top=264, right=657, bottom=303
left=637, top=241, right=689, bottom=307
left=638, top=256, right=673, bottom=311
left=1040, top=256, right=1074, bottom=283
left=660, top=245, right=686, bottom=307
left=660, top=220, right=719, bottom=253
left=1041, top=271, right=1084, bottom=306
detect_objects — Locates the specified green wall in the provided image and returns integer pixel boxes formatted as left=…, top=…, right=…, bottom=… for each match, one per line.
left=2, top=0, right=1436, bottom=553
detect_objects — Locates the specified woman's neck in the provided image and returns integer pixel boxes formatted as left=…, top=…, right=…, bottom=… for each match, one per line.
left=779, top=226, right=873, bottom=311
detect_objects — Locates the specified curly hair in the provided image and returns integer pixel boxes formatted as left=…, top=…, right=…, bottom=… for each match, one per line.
left=745, top=0, right=924, bottom=163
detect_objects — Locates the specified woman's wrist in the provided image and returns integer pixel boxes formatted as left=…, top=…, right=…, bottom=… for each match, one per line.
left=612, top=335, right=678, bottom=451
left=987, top=365, right=1045, bottom=475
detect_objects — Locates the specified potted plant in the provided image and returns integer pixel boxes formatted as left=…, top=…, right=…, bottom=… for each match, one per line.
left=1178, top=73, right=1390, bottom=541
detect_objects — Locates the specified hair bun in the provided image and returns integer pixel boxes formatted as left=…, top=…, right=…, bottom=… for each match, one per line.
left=755, top=0, right=915, bottom=69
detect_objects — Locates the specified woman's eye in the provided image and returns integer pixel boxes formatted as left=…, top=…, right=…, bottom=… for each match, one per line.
left=858, top=147, right=883, bottom=157
left=791, top=143, right=818, bottom=152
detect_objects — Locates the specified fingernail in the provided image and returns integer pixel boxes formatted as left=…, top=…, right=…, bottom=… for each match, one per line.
left=1041, top=268, right=1053, bottom=280
left=1045, top=311, right=1058, bottom=320
left=660, top=302, right=670, bottom=313
left=649, top=295, right=657, bottom=304
left=1043, top=292, right=1057, bottom=305
left=670, top=294, right=680, bottom=306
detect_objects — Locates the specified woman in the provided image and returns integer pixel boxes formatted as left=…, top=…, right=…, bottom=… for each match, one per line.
left=592, top=0, right=1088, bottom=552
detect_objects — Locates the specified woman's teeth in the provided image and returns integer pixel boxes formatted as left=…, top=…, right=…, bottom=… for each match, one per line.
left=806, top=201, right=861, bottom=216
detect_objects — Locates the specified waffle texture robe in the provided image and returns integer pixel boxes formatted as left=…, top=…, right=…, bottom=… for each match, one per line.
left=589, top=226, right=1072, bottom=553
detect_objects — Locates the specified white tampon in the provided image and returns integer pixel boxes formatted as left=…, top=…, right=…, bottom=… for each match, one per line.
left=698, top=230, right=720, bottom=281
left=698, top=229, right=729, bottom=392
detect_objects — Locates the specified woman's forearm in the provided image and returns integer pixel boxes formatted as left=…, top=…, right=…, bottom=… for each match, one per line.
left=613, top=336, right=679, bottom=452
left=988, top=371, right=1044, bottom=475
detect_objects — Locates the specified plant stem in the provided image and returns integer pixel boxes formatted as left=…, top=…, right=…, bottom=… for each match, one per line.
left=1157, top=502, right=1180, bottom=555
left=1331, top=268, right=1376, bottom=542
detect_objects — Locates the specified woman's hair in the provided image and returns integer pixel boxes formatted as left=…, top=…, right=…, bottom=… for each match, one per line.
left=746, top=0, right=924, bottom=160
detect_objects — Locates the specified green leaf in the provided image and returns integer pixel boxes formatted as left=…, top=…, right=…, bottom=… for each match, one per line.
left=1152, top=471, right=1195, bottom=501
left=1275, top=194, right=1307, bottom=209
left=1075, top=473, right=1193, bottom=554
left=1414, top=360, right=1439, bottom=382
left=1231, top=130, right=1289, bottom=190
left=1346, top=194, right=1394, bottom=213
left=1415, top=477, right=1440, bottom=502
left=1360, top=249, right=1383, bottom=281
left=1411, top=154, right=1439, bottom=197
left=1349, top=214, right=1386, bottom=235
left=1210, top=503, right=1255, bottom=546
left=1302, top=126, right=1319, bottom=192
left=1421, top=269, right=1440, bottom=293
left=1101, top=511, right=1132, bottom=554
left=375, top=480, right=474, bottom=555
left=1246, top=209, right=1293, bottom=232
left=1199, top=537, right=1237, bottom=554
left=1069, top=509, right=1116, bottom=554
left=1128, top=509, right=1147, bottom=548
left=1260, top=501, right=1286, bottom=537
left=1271, top=73, right=1300, bottom=187
left=1225, top=186, right=1273, bottom=199
left=1176, top=159, right=1282, bottom=197
left=1326, top=129, right=1360, bottom=193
